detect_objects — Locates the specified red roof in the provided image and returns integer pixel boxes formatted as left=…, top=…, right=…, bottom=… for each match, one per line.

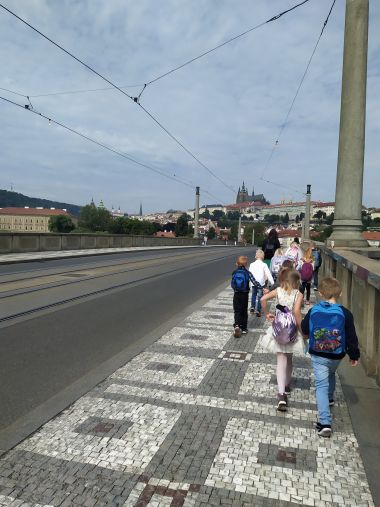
left=154, top=231, right=176, bottom=238
left=362, top=231, right=380, bottom=240
left=0, top=207, right=71, bottom=217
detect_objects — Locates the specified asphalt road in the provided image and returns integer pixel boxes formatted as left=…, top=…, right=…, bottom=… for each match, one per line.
left=0, top=246, right=254, bottom=451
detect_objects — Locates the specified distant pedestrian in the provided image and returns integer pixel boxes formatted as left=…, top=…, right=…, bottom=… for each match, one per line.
left=311, top=242, right=322, bottom=290
left=299, top=246, right=314, bottom=305
left=249, top=250, right=274, bottom=317
left=262, top=229, right=281, bottom=267
left=260, top=268, right=304, bottom=411
left=231, top=256, right=260, bottom=338
left=270, top=248, right=286, bottom=281
left=295, top=277, right=360, bottom=437
left=285, top=241, right=302, bottom=268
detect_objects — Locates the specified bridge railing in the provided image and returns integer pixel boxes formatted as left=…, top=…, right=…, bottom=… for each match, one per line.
left=320, top=246, right=380, bottom=384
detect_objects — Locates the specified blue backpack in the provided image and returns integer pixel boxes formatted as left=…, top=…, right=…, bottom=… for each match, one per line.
left=231, top=268, right=250, bottom=292
left=309, top=302, right=346, bottom=355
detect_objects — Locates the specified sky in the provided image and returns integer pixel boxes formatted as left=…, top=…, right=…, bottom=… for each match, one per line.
left=0, top=0, right=379, bottom=214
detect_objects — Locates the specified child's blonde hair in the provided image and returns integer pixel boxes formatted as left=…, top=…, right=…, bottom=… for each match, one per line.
left=236, top=255, right=248, bottom=267
left=255, top=249, right=264, bottom=260
left=274, top=248, right=284, bottom=256
left=303, top=246, right=313, bottom=262
left=280, top=268, right=300, bottom=292
left=319, top=277, right=342, bottom=299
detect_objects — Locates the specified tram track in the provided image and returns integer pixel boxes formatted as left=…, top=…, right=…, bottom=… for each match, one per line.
left=0, top=249, right=227, bottom=299
left=0, top=251, right=233, bottom=323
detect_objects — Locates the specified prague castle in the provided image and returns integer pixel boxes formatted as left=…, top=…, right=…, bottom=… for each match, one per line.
left=236, top=181, right=268, bottom=204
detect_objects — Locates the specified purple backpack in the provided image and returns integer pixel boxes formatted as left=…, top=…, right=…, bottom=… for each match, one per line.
left=300, top=261, right=313, bottom=282
left=272, top=300, right=298, bottom=345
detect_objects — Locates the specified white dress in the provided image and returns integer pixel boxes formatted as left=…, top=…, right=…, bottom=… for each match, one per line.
left=260, top=287, right=305, bottom=355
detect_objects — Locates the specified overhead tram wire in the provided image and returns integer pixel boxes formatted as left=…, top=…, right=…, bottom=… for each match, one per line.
left=0, top=2, right=236, bottom=195
left=4, top=0, right=313, bottom=100
left=259, top=0, right=337, bottom=194
left=0, top=0, right=313, bottom=196
left=0, top=94, right=197, bottom=191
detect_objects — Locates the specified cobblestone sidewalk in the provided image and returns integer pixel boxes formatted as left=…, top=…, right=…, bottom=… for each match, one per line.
left=0, top=288, right=375, bottom=506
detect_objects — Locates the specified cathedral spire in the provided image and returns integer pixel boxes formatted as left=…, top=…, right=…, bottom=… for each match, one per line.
left=139, top=202, right=143, bottom=216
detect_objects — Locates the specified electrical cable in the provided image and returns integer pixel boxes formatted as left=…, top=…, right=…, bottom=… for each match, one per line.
left=2, top=0, right=313, bottom=99
left=0, top=94, right=200, bottom=192
left=0, top=2, right=236, bottom=195
left=144, top=0, right=312, bottom=87
left=259, top=0, right=336, bottom=192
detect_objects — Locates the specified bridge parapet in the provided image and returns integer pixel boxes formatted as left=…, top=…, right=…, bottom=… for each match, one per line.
left=320, top=246, right=380, bottom=384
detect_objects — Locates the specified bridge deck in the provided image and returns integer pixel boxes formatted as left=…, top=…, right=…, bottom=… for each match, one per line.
left=0, top=288, right=377, bottom=506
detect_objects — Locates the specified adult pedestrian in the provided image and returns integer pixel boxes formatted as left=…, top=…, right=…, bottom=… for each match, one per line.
left=262, top=229, right=281, bottom=267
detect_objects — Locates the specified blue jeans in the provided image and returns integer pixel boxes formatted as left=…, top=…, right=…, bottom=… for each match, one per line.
left=251, top=285, right=264, bottom=313
left=311, top=355, right=340, bottom=425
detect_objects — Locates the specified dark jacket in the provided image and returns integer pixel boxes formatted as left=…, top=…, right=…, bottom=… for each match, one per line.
left=301, top=304, right=360, bottom=360
left=262, top=238, right=281, bottom=260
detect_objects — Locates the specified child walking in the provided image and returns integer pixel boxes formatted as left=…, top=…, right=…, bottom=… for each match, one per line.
left=260, top=269, right=304, bottom=411
left=249, top=250, right=274, bottom=317
left=299, top=246, right=314, bottom=305
left=295, top=277, right=360, bottom=437
left=231, top=255, right=260, bottom=338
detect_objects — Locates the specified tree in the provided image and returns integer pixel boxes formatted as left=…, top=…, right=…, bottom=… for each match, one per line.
left=200, top=209, right=210, bottom=219
left=243, top=223, right=266, bottom=246
left=313, top=210, right=326, bottom=221
left=228, top=222, right=238, bottom=241
left=227, top=211, right=240, bottom=221
left=48, top=214, right=75, bottom=233
left=211, top=210, right=225, bottom=222
left=325, top=212, right=334, bottom=225
left=264, top=214, right=281, bottom=224
left=175, top=213, right=189, bottom=236
left=295, top=214, right=300, bottom=223
left=208, top=227, right=216, bottom=240
left=78, top=205, right=112, bottom=232
left=282, top=212, right=289, bottom=224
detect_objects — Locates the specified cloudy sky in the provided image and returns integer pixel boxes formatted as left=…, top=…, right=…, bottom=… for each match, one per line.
left=0, top=0, right=379, bottom=214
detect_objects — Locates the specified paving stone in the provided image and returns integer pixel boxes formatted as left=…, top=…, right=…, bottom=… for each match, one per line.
left=0, top=287, right=375, bottom=507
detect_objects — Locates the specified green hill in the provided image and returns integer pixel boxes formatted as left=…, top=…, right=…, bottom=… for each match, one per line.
left=0, top=189, right=82, bottom=217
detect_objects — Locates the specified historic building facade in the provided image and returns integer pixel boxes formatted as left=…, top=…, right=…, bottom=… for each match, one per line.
left=0, top=207, right=73, bottom=233
left=236, top=182, right=268, bottom=204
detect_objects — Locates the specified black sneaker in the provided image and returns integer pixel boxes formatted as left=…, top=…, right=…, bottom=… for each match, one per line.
left=241, top=329, right=248, bottom=335
left=249, top=307, right=255, bottom=313
left=277, top=393, right=288, bottom=411
left=313, top=287, right=318, bottom=291
left=329, top=399, right=335, bottom=407
left=233, top=326, right=242, bottom=338
left=316, top=422, right=332, bottom=437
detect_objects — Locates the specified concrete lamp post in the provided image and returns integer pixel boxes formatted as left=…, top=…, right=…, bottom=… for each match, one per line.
left=329, top=0, right=368, bottom=247
left=193, top=186, right=200, bottom=239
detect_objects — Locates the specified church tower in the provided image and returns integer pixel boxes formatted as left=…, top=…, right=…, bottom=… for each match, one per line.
left=139, top=203, right=143, bottom=217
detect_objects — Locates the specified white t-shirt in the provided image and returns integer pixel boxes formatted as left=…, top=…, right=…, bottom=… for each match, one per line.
left=249, top=259, right=274, bottom=286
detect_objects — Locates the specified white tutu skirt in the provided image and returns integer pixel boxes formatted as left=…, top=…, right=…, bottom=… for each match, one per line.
left=260, top=325, right=306, bottom=355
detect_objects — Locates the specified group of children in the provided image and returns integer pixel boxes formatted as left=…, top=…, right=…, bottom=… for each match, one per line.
left=231, top=251, right=360, bottom=437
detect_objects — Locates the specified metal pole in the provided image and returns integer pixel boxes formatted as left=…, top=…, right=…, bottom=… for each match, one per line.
left=304, top=184, right=311, bottom=241
left=238, top=212, right=242, bottom=244
left=193, top=186, right=200, bottom=239
left=329, top=0, right=368, bottom=247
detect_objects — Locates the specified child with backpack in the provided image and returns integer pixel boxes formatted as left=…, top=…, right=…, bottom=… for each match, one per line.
left=260, top=268, right=305, bottom=411
left=311, top=242, right=322, bottom=290
left=299, top=246, right=314, bottom=305
left=231, top=255, right=260, bottom=338
left=270, top=248, right=286, bottom=281
left=295, top=277, right=360, bottom=437
left=249, top=250, right=274, bottom=317
left=285, top=241, right=302, bottom=268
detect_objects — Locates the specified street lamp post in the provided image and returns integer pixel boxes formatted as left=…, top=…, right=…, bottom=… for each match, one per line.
left=193, top=186, right=200, bottom=239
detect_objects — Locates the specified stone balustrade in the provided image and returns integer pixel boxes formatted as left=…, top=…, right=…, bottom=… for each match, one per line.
left=320, top=246, right=380, bottom=384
